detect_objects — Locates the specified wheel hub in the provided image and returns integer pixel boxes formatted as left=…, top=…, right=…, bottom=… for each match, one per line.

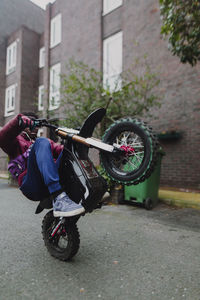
left=120, top=145, right=135, bottom=156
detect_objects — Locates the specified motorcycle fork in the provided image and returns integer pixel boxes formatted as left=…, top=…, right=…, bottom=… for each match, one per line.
left=50, top=215, right=81, bottom=238
left=50, top=217, right=65, bottom=238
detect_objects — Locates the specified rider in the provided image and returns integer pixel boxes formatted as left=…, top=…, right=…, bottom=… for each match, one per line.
left=0, top=112, right=85, bottom=217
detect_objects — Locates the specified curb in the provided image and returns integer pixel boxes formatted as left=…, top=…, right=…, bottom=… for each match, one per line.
left=0, top=173, right=9, bottom=180
left=159, top=189, right=200, bottom=210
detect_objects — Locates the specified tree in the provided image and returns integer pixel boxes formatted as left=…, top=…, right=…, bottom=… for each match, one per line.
left=60, top=59, right=160, bottom=136
left=159, top=0, right=200, bottom=66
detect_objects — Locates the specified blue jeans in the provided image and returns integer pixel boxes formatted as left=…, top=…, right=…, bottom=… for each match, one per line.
left=20, top=138, right=62, bottom=201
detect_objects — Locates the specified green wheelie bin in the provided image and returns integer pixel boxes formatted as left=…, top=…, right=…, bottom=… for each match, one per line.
left=124, top=152, right=163, bottom=210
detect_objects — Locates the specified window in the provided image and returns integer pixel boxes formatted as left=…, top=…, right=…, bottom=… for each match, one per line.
left=5, top=84, right=16, bottom=116
left=50, top=14, right=62, bottom=48
left=38, top=85, right=44, bottom=111
left=6, top=41, right=17, bottom=75
left=103, top=31, right=123, bottom=92
left=49, top=63, right=61, bottom=110
left=103, top=0, right=122, bottom=15
left=39, top=47, right=45, bottom=68
left=37, top=128, right=44, bottom=137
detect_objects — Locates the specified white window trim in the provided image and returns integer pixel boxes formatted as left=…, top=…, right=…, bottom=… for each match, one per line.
left=37, top=128, right=44, bottom=137
left=103, top=0, right=123, bottom=15
left=6, top=41, right=17, bottom=75
left=103, top=31, right=123, bottom=92
left=49, top=63, right=61, bottom=111
left=5, top=84, right=16, bottom=117
left=50, top=14, right=62, bottom=48
left=39, top=47, right=45, bottom=68
left=38, top=85, right=44, bottom=111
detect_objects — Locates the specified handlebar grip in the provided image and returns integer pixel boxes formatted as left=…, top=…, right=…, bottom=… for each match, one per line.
left=33, top=119, right=58, bottom=130
left=33, top=118, right=48, bottom=127
left=33, top=120, right=42, bottom=127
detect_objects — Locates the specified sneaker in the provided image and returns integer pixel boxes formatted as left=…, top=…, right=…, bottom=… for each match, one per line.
left=53, top=192, right=85, bottom=217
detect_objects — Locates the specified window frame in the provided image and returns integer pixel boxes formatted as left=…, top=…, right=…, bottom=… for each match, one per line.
left=103, top=31, right=123, bottom=92
left=6, top=41, right=17, bottom=75
left=50, top=14, right=62, bottom=48
left=49, top=63, right=61, bottom=111
left=103, top=0, right=123, bottom=15
left=39, top=47, right=45, bottom=68
left=5, top=84, right=16, bottom=117
left=38, top=85, right=44, bottom=111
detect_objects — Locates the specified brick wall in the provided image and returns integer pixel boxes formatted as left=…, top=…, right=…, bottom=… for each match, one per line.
left=0, top=0, right=44, bottom=126
left=43, top=0, right=102, bottom=121
left=49, top=0, right=102, bottom=71
left=0, top=149, right=7, bottom=171
left=0, top=0, right=44, bottom=171
left=5, top=29, right=22, bottom=119
left=0, top=43, right=6, bottom=126
left=20, top=26, right=40, bottom=113
left=122, top=0, right=200, bottom=189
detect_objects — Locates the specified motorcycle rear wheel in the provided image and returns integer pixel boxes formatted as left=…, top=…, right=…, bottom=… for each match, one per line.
left=100, top=118, right=159, bottom=185
left=42, top=211, right=80, bottom=261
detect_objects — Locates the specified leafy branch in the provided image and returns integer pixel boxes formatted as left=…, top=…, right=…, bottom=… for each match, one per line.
left=60, top=58, right=161, bottom=136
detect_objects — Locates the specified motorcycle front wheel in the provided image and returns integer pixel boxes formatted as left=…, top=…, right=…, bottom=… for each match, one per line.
left=100, top=118, right=159, bottom=185
left=42, top=211, right=80, bottom=261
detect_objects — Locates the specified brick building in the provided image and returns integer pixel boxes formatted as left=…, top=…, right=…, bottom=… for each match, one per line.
left=0, top=0, right=44, bottom=123
left=0, top=0, right=200, bottom=190
left=0, top=0, right=44, bottom=170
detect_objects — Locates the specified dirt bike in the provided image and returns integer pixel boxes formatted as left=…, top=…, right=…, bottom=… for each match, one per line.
left=34, top=108, right=159, bottom=261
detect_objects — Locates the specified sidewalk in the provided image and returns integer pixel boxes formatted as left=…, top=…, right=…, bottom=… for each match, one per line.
left=0, top=172, right=200, bottom=210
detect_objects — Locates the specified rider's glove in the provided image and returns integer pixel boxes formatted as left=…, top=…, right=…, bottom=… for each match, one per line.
left=18, top=115, right=37, bottom=131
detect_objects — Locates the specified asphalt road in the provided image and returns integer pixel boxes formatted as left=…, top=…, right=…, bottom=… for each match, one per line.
left=0, top=178, right=200, bottom=300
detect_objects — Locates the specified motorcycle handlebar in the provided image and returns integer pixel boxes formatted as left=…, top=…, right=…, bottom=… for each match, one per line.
left=33, top=119, right=58, bottom=130
left=33, top=119, right=81, bottom=140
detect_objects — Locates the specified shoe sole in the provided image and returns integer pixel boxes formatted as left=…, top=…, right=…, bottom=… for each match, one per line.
left=53, top=207, right=85, bottom=217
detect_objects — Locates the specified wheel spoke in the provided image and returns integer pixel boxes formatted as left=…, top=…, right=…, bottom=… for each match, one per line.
left=110, top=130, right=146, bottom=173
left=123, top=157, right=138, bottom=169
left=128, top=143, right=143, bottom=148
left=134, top=153, right=143, bottom=164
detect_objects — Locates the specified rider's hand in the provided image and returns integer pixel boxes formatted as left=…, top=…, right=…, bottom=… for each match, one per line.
left=18, top=115, right=37, bottom=131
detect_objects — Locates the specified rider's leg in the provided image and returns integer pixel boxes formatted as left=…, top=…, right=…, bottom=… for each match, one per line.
left=20, top=137, right=85, bottom=217
left=31, top=137, right=62, bottom=194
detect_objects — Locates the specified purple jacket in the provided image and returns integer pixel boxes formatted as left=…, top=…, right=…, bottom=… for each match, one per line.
left=0, top=114, right=63, bottom=186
